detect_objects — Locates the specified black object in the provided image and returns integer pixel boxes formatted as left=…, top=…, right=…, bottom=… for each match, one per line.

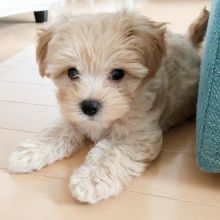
left=34, top=11, right=48, bottom=23
left=109, top=69, right=125, bottom=81
left=67, top=67, right=80, bottom=80
left=81, top=100, right=102, bottom=116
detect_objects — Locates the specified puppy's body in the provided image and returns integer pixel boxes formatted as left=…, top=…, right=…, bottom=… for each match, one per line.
left=159, top=32, right=200, bottom=129
left=8, top=9, right=209, bottom=204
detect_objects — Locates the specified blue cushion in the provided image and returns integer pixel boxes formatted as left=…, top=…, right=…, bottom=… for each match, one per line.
left=196, top=0, right=220, bottom=172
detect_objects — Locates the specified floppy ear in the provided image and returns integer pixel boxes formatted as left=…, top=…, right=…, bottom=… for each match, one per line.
left=123, top=12, right=166, bottom=77
left=143, top=21, right=166, bottom=76
left=36, top=28, right=53, bottom=77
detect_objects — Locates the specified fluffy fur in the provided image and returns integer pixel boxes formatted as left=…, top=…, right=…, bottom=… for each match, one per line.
left=8, top=9, right=209, bottom=203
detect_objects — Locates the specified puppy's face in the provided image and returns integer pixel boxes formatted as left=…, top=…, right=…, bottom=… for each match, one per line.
left=36, top=11, right=166, bottom=130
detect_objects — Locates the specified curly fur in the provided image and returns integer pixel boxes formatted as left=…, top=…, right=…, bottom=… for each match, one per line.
left=8, top=9, right=208, bottom=203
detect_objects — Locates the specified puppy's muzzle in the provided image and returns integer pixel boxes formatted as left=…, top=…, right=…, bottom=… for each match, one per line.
left=80, top=100, right=101, bottom=116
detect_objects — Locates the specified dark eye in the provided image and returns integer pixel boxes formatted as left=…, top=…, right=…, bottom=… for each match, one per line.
left=109, top=69, right=125, bottom=81
left=67, top=67, right=79, bottom=80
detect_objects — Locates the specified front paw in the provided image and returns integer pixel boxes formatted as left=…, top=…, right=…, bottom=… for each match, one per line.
left=8, top=144, right=46, bottom=173
left=69, top=165, right=123, bottom=204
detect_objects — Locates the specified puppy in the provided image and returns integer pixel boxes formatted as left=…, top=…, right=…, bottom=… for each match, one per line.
left=8, top=9, right=209, bottom=203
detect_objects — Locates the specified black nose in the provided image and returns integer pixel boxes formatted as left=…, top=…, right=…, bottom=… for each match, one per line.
left=80, top=100, right=101, bottom=116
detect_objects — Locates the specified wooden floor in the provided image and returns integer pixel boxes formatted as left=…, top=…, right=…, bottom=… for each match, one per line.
left=1, top=1, right=219, bottom=220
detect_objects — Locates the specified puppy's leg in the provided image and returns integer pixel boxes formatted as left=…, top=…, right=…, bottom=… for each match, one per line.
left=8, top=120, right=84, bottom=173
left=69, top=129, right=162, bottom=204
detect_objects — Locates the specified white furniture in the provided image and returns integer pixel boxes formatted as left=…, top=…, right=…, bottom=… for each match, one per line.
left=0, top=0, right=61, bottom=22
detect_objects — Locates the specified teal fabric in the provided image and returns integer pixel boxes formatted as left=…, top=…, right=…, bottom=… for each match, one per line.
left=196, top=0, right=220, bottom=172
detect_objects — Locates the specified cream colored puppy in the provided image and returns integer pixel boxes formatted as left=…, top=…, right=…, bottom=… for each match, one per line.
left=8, top=9, right=209, bottom=203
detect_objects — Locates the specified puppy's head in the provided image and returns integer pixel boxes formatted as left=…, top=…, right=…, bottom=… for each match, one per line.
left=36, top=11, right=166, bottom=130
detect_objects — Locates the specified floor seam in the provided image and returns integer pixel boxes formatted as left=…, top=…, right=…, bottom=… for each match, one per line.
left=124, top=189, right=220, bottom=207
left=0, top=99, right=57, bottom=108
left=0, top=168, right=66, bottom=181
left=0, top=79, right=53, bottom=87
left=0, top=127, right=36, bottom=133
left=162, top=149, right=195, bottom=156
